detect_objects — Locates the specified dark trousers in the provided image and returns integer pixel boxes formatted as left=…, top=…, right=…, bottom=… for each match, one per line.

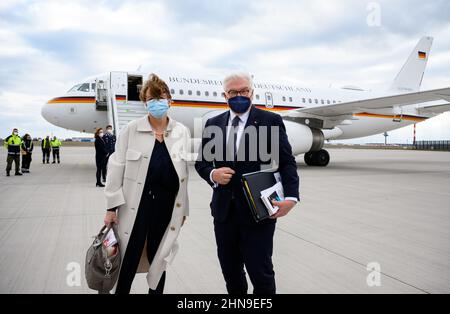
left=52, top=148, right=60, bottom=162
left=96, top=159, right=107, bottom=184
left=22, top=153, right=32, bottom=170
left=214, top=201, right=276, bottom=294
left=42, top=149, right=50, bottom=163
left=115, top=191, right=172, bottom=294
left=6, top=155, right=20, bottom=173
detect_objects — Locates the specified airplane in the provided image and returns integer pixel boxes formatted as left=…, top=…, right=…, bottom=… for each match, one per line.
left=41, top=36, right=450, bottom=167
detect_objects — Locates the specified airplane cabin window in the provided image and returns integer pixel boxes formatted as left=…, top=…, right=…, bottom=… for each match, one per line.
left=77, top=83, right=90, bottom=92
left=302, top=98, right=306, bottom=103
left=188, top=90, right=192, bottom=96
left=289, top=97, right=293, bottom=102
left=256, top=94, right=260, bottom=100
left=321, top=100, right=324, bottom=104
left=282, top=96, right=286, bottom=102
left=179, top=89, right=184, bottom=95
left=196, top=91, right=201, bottom=96
left=91, top=83, right=96, bottom=91
left=308, top=99, right=312, bottom=103
left=327, top=100, right=330, bottom=104
left=170, top=89, right=175, bottom=95
left=213, top=91, right=218, bottom=97
left=205, top=91, right=209, bottom=97
left=315, top=99, right=318, bottom=104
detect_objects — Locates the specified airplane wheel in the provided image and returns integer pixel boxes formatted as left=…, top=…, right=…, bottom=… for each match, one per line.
left=304, top=152, right=314, bottom=166
left=304, top=150, right=330, bottom=167
left=316, top=149, right=330, bottom=167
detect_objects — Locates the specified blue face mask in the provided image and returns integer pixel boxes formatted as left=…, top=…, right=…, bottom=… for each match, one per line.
left=146, top=99, right=170, bottom=118
left=228, top=96, right=252, bottom=114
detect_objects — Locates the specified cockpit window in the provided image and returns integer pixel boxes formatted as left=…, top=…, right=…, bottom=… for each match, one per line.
left=77, top=83, right=90, bottom=92
left=68, top=84, right=82, bottom=92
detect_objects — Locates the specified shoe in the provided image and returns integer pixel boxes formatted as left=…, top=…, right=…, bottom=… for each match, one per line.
left=58, top=161, right=60, bottom=164
left=52, top=161, right=56, bottom=164
left=96, top=183, right=105, bottom=187
left=6, top=172, right=10, bottom=177
left=47, top=161, right=50, bottom=164
left=15, top=172, right=23, bottom=176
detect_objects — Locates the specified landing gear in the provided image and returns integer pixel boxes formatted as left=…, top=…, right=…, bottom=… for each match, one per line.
left=304, top=149, right=330, bottom=167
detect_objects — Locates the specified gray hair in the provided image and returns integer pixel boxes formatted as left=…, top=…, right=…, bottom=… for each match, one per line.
left=223, top=72, right=253, bottom=91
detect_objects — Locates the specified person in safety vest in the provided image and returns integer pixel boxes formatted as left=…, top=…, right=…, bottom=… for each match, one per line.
left=50, top=136, right=62, bottom=164
left=4, top=128, right=23, bottom=176
left=41, top=135, right=51, bottom=164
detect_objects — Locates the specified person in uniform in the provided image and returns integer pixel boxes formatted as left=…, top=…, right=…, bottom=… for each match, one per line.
left=41, top=135, right=51, bottom=164
left=50, top=136, right=62, bottom=164
left=21, top=133, right=34, bottom=173
left=4, top=128, right=23, bottom=176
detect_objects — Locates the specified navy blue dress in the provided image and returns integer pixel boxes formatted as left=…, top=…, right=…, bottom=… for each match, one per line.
left=115, top=139, right=180, bottom=294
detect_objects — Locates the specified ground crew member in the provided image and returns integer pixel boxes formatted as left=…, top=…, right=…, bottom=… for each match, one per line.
left=21, top=134, right=34, bottom=173
left=50, top=136, right=62, bottom=164
left=4, top=128, right=23, bottom=176
left=41, top=135, right=51, bottom=164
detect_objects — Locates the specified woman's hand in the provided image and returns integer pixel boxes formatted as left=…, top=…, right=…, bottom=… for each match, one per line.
left=104, top=211, right=118, bottom=225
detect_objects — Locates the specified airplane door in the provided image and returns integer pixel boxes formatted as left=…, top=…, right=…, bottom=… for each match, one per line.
left=95, top=79, right=108, bottom=110
left=265, top=92, right=274, bottom=109
left=110, top=71, right=128, bottom=99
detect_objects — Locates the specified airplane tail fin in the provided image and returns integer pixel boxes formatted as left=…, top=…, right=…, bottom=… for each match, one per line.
left=389, top=36, right=433, bottom=93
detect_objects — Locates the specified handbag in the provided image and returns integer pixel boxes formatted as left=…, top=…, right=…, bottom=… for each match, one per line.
left=85, top=224, right=121, bottom=293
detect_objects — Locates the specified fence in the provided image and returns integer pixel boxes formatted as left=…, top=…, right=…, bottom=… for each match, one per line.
left=413, top=140, right=450, bottom=151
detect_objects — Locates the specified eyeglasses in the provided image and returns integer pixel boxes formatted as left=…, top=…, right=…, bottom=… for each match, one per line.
left=226, top=89, right=252, bottom=98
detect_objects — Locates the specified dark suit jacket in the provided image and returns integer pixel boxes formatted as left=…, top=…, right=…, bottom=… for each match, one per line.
left=195, top=106, right=300, bottom=224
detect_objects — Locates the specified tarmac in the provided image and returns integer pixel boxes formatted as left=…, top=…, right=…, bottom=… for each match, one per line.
left=0, top=146, right=449, bottom=294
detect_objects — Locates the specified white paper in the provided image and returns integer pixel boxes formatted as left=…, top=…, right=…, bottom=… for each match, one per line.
left=260, top=181, right=285, bottom=216
left=103, top=229, right=118, bottom=248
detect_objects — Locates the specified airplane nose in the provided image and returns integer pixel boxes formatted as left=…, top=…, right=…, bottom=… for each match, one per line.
left=41, top=101, right=57, bottom=125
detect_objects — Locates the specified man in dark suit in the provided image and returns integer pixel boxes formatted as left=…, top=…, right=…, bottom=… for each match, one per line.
left=195, top=72, right=300, bottom=294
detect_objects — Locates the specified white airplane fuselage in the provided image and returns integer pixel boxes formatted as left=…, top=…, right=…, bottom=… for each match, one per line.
left=41, top=72, right=427, bottom=146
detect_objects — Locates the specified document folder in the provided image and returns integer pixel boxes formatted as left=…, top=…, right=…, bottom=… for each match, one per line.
left=241, top=169, right=282, bottom=222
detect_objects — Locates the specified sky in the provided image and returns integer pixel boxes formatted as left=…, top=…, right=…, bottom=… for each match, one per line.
left=0, top=0, right=449, bottom=143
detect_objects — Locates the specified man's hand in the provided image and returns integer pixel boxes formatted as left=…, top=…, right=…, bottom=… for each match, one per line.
left=270, top=200, right=296, bottom=219
left=212, top=167, right=235, bottom=185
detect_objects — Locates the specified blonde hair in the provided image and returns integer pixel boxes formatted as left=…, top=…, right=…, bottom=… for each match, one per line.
left=139, top=73, right=172, bottom=103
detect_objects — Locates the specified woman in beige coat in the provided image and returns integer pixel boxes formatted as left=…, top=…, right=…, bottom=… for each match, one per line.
left=103, top=74, right=190, bottom=294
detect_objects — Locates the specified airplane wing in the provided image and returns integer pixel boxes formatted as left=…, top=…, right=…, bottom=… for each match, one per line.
left=417, top=102, right=450, bottom=115
left=287, top=87, right=450, bottom=117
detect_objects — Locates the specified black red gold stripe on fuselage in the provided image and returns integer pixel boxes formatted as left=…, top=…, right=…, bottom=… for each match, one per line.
left=47, top=95, right=126, bottom=104
left=45, top=98, right=429, bottom=122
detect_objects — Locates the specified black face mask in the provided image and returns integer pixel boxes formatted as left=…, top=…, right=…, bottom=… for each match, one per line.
left=228, top=96, right=252, bottom=114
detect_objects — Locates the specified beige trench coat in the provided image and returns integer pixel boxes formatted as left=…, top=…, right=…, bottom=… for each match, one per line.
left=104, top=115, right=190, bottom=291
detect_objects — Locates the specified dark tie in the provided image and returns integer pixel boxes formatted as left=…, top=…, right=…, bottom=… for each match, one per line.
left=227, top=116, right=241, bottom=161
